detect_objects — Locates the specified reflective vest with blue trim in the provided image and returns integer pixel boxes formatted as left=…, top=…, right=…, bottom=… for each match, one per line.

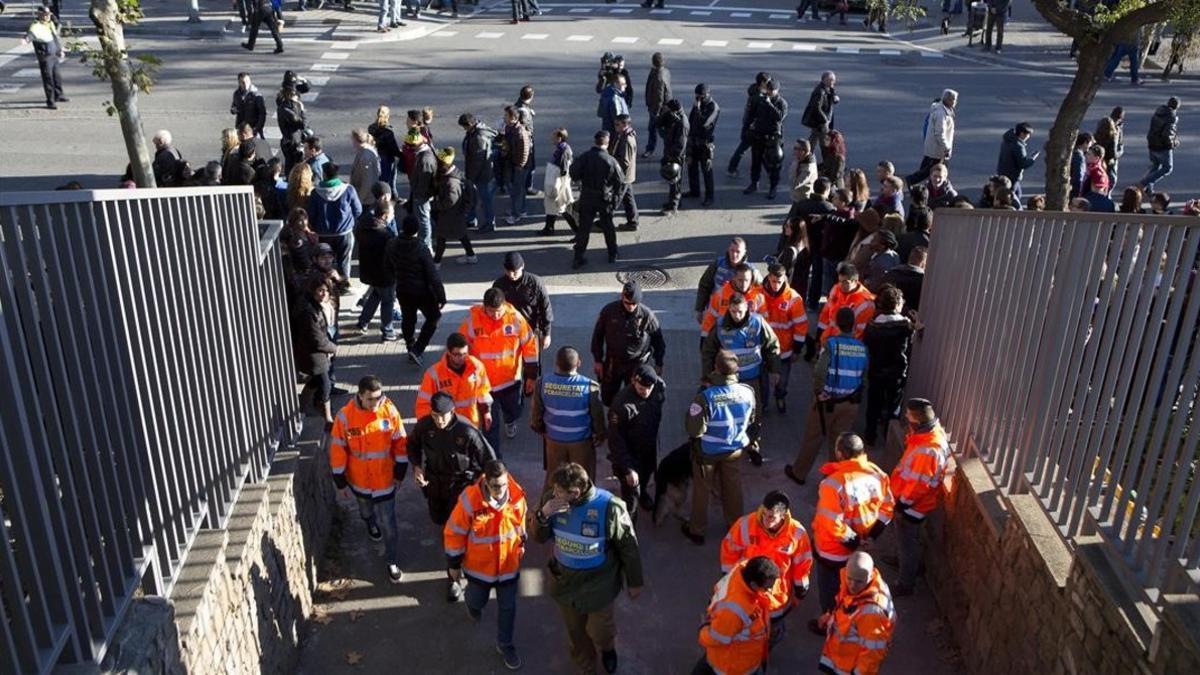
left=824, top=335, right=868, bottom=398
left=713, top=255, right=737, bottom=290
left=717, top=313, right=769, bottom=381
left=551, top=489, right=612, bottom=570
left=700, top=383, right=755, bottom=456
left=541, top=372, right=593, bottom=443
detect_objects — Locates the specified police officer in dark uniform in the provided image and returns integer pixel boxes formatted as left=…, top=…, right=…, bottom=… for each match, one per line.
left=493, top=252, right=554, bottom=349
left=687, top=84, right=720, bottom=207
left=607, top=363, right=665, bottom=520
left=744, top=79, right=789, bottom=200
left=591, top=281, right=667, bottom=407
left=569, top=130, right=626, bottom=269
left=656, top=98, right=689, bottom=217
left=408, top=392, right=497, bottom=601
left=241, top=0, right=285, bottom=54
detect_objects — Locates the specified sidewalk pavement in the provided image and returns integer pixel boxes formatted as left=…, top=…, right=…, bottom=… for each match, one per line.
left=293, top=278, right=964, bottom=674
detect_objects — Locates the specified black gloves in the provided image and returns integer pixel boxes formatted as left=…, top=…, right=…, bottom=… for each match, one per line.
left=332, top=473, right=348, bottom=490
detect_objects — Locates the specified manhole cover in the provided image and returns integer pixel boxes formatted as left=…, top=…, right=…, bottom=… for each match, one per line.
left=616, top=266, right=670, bottom=289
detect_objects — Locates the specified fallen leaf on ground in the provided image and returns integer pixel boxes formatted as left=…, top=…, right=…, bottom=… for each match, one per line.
left=312, top=612, right=333, bottom=625
left=349, top=609, right=366, bottom=623
left=345, top=651, right=363, bottom=666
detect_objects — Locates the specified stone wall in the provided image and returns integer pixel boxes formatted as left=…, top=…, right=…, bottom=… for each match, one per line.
left=892, top=423, right=1200, bottom=675
left=99, top=422, right=335, bottom=674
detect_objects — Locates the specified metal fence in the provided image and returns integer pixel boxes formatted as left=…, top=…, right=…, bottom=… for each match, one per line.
left=0, top=187, right=299, bottom=673
left=909, top=209, right=1200, bottom=608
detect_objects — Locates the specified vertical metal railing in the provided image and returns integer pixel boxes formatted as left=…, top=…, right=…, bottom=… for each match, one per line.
left=0, top=187, right=299, bottom=673
left=908, top=209, right=1200, bottom=608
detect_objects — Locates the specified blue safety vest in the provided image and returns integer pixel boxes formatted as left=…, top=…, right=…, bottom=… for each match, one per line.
left=718, top=313, right=768, bottom=381
left=824, top=335, right=868, bottom=398
left=551, top=489, right=613, bottom=570
left=713, top=256, right=736, bottom=291
left=541, top=372, right=593, bottom=443
left=699, top=383, right=756, bottom=456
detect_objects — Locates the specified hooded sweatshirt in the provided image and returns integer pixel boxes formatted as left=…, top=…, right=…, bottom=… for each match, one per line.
left=309, top=178, right=363, bottom=236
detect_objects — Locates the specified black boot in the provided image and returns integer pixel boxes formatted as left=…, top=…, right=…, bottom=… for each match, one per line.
left=539, top=215, right=555, bottom=235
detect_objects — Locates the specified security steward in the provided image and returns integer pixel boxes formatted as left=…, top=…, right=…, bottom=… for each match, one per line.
left=656, top=98, right=689, bottom=216
left=719, top=491, right=813, bottom=648
left=443, top=460, right=527, bottom=671
left=530, top=346, right=607, bottom=487
left=819, top=551, right=895, bottom=675
left=569, top=129, right=626, bottom=269
left=534, top=462, right=644, bottom=675
left=329, top=375, right=408, bottom=583
left=686, top=83, right=720, bottom=207
left=744, top=78, right=788, bottom=200
left=788, top=308, right=867, bottom=485
left=409, top=392, right=497, bottom=602
left=23, top=6, right=67, bottom=110
left=695, top=556, right=778, bottom=675
left=590, top=281, right=667, bottom=406
left=762, top=263, right=808, bottom=413
left=683, top=350, right=757, bottom=546
left=416, top=332, right=494, bottom=431
left=812, top=262, right=875, bottom=353
left=700, top=263, right=766, bottom=339
left=493, top=251, right=555, bottom=350
left=889, top=398, right=950, bottom=596
left=694, top=237, right=759, bottom=325
left=701, top=293, right=780, bottom=466
left=807, top=433, right=893, bottom=636
left=459, top=288, right=539, bottom=455
left=607, top=363, right=666, bottom=520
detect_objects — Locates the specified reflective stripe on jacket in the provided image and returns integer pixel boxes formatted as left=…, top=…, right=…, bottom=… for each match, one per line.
left=459, top=303, right=538, bottom=391
left=443, top=477, right=527, bottom=584
left=817, top=282, right=875, bottom=339
left=823, top=335, right=868, bottom=398
left=416, top=355, right=493, bottom=428
left=820, top=568, right=895, bottom=675
left=700, top=383, right=756, bottom=456
left=329, top=398, right=407, bottom=498
left=716, top=313, right=771, bottom=381
left=698, top=559, right=772, bottom=675
left=720, top=512, right=813, bottom=616
left=540, top=371, right=594, bottom=443
left=813, top=456, right=895, bottom=562
left=551, top=488, right=613, bottom=570
left=763, top=286, right=808, bottom=360
left=890, top=423, right=950, bottom=521
left=702, top=281, right=767, bottom=337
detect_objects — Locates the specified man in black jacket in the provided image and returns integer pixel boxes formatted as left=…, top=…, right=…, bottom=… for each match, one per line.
left=861, top=286, right=914, bottom=447
left=151, top=130, right=184, bottom=187
left=880, top=246, right=926, bottom=312
left=355, top=199, right=398, bottom=342
left=222, top=141, right=257, bottom=187
left=387, top=214, right=446, bottom=364
left=409, top=391, right=497, bottom=601
left=1139, top=96, right=1180, bottom=192
left=745, top=79, right=788, bottom=200
left=591, top=281, right=667, bottom=406
left=459, top=113, right=499, bottom=232
left=687, top=83, right=720, bottom=206
left=727, top=72, right=769, bottom=178
left=231, top=73, right=267, bottom=138
left=983, top=0, right=1011, bottom=53
left=801, top=71, right=838, bottom=164
left=493, top=252, right=554, bottom=349
left=607, top=364, right=665, bottom=521
left=996, top=122, right=1037, bottom=205
left=569, top=130, right=626, bottom=269
left=642, top=52, right=672, bottom=158
left=277, top=86, right=307, bottom=172
left=407, top=130, right=437, bottom=252
left=657, top=99, right=689, bottom=216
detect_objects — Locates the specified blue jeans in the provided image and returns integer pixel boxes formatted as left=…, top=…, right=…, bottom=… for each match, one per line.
left=1103, top=42, right=1140, bottom=82
left=508, top=165, right=530, bottom=218
left=758, top=357, right=793, bottom=401
left=356, top=494, right=401, bottom=566
left=468, top=177, right=497, bottom=229
left=413, top=198, right=433, bottom=252
left=483, top=385, right=523, bottom=457
left=357, top=284, right=396, bottom=336
left=465, top=578, right=518, bottom=648
left=319, top=232, right=354, bottom=282
left=1139, top=149, right=1173, bottom=190
left=377, top=0, right=394, bottom=27
left=898, top=515, right=924, bottom=587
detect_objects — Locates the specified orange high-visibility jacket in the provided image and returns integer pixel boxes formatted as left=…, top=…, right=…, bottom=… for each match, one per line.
left=458, top=303, right=538, bottom=392
left=698, top=559, right=773, bottom=675
left=416, top=355, right=493, bottom=427
left=762, top=286, right=808, bottom=360
left=890, top=424, right=950, bottom=521
left=720, top=511, right=814, bottom=617
left=820, top=567, right=895, bottom=675
left=701, top=281, right=767, bottom=337
left=329, top=397, right=407, bottom=498
left=443, top=475, right=528, bottom=584
left=813, top=456, right=895, bottom=562
left=817, top=282, right=875, bottom=341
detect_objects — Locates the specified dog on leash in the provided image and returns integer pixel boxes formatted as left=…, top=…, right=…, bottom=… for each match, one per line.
left=653, top=442, right=694, bottom=526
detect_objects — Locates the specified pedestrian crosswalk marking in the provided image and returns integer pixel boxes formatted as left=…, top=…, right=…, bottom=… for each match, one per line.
left=702, top=39, right=728, bottom=47
left=320, top=51, right=350, bottom=60
left=747, top=42, right=773, bottom=49
left=476, top=31, right=504, bottom=38
left=730, top=12, right=751, bottom=18
left=13, top=68, right=43, bottom=79
left=612, top=36, right=638, bottom=43
left=657, top=38, right=683, bottom=45
left=301, top=92, right=320, bottom=103
left=430, top=31, right=459, bottom=37
left=920, top=51, right=944, bottom=58
left=307, top=76, right=331, bottom=86
left=610, top=7, right=634, bottom=13
left=770, top=13, right=791, bottom=19
left=0, top=83, right=24, bottom=94
left=650, top=8, right=672, bottom=14
left=328, top=42, right=359, bottom=50
left=311, top=62, right=340, bottom=71
left=836, top=46, right=859, bottom=54
left=880, top=49, right=901, bottom=55
left=522, top=33, right=550, bottom=40
left=690, top=10, right=711, bottom=15
left=792, top=43, right=817, bottom=51
left=569, top=7, right=592, bottom=12
left=567, top=34, right=594, bottom=41
left=0, top=54, right=26, bottom=69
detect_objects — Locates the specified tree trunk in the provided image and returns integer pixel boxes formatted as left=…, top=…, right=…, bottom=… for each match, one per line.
left=1043, top=40, right=1110, bottom=210
left=90, top=0, right=156, bottom=188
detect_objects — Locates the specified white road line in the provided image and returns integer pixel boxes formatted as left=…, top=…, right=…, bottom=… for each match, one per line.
left=612, top=36, right=638, bottom=43
left=321, top=51, right=350, bottom=60
left=791, top=43, right=817, bottom=51
left=0, top=83, right=24, bottom=94
left=476, top=31, right=505, bottom=38
left=769, top=13, right=790, bottom=19
left=13, top=68, right=40, bottom=79
left=879, top=49, right=901, bottom=55
left=690, top=10, right=711, bottom=15
left=730, top=12, right=751, bottom=18
left=430, top=31, right=459, bottom=37
left=311, top=63, right=340, bottom=71
left=609, top=7, right=633, bottom=13
left=747, top=42, right=773, bottom=49
left=836, top=46, right=859, bottom=54
left=0, top=54, right=24, bottom=68
left=522, top=33, right=549, bottom=40
left=920, top=51, right=945, bottom=58
left=566, top=34, right=594, bottom=41
left=263, top=127, right=282, bottom=140
left=702, top=39, right=728, bottom=47
left=658, top=38, right=684, bottom=45
left=301, top=92, right=320, bottom=103
left=307, top=76, right=331, bottom=86
left=568, top=7, right=592, bottom=12
left=328, top=42, right=359, bottom=50
left=650, top=8, right=672, bottom=14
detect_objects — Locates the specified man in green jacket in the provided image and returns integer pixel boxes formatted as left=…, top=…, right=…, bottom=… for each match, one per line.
left=533, top=462, right=644, bottom=674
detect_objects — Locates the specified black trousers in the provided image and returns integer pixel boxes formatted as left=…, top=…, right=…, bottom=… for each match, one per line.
left=984, top=12, right=1006, bottom=49
left=864, top=374, right=906, bottom=444
left=749, top=136, right=782, bottom=189
left=397, top=293, right=442, bottom=355
left=906, top=156, right=944, bottom=186
left=665, top=179, right=681, bottom=210
left=36, top=54, right=63, bottom=105
left=246, top=6, right=283, bottom=50
left=688, top=147, right=715, bottom=198
left=618, top=184, right=639, bottom=226
left=510, top=0, right=528, bottom=20
left=727, top=133, right=752, bottom=174
left=574, top=201, right=618, bottom=261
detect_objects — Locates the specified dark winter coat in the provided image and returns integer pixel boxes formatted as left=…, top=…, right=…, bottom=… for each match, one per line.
left=607, top=374, right=666, bottom=471
left=740, top=83, right=762, bottom=135
left=276, top=98, right=307, bottom=144
left=879, top=263, right=925, bottom=311
left=354, top=219, right=396, bottom=287
left=462, top=124, right=498, bottom=184
left=387, top=235, right=446, bottom=303
left=291, top=296, right=337, bottom=375
left=996, top=128, right=1036, bottom=184
left=645, top=66, right=672, bottom=116
left=801, top=83, right=836, bottom=133
left=751, top=94, right=789, bottom=138
left=818, top=210, right=860, bottom=262
left=570, top=146, right=626, bottom=208
left=407, top=414, right=496, bottom=495
left=1147, top=105, right=1180, bottom=152
left=493, top=271, right=555, bottom=338
left=926, top=178, right=959, bottom=209
left=368, top=122, right=402, bottom=165
left=657, top=108, right=689, bottom=163
left=688, top=96, right=720, bottom=145
left=862, top=314, right=914, bottom=381
left=433, top=167, right=470, bottom=240
left=222, top=155, right=256, bottom=186
left=409, top=145, right=437, bottom=203
left=153, top=146, right=184, bottom=187
left=897, top=229, right=931, bottom=265
left=232, top=85, right=267, bottom=135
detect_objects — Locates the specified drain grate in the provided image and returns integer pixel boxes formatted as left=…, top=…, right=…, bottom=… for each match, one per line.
left=616, top=266, right=670, bottom=289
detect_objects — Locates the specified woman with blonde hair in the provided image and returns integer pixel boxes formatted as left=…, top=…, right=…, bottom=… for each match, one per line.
left=286, top=162, right=315, bottom=215
left=220, top=128, right=240, bottom=161
left=369, top=105, right=403, bottom=190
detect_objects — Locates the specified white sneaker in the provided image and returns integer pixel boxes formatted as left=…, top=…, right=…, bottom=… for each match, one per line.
left=388, top=564, right=403, bottom=583
left=455, top=255, right=479, bottom=265
left=504, top=422, right=517, bottom=439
